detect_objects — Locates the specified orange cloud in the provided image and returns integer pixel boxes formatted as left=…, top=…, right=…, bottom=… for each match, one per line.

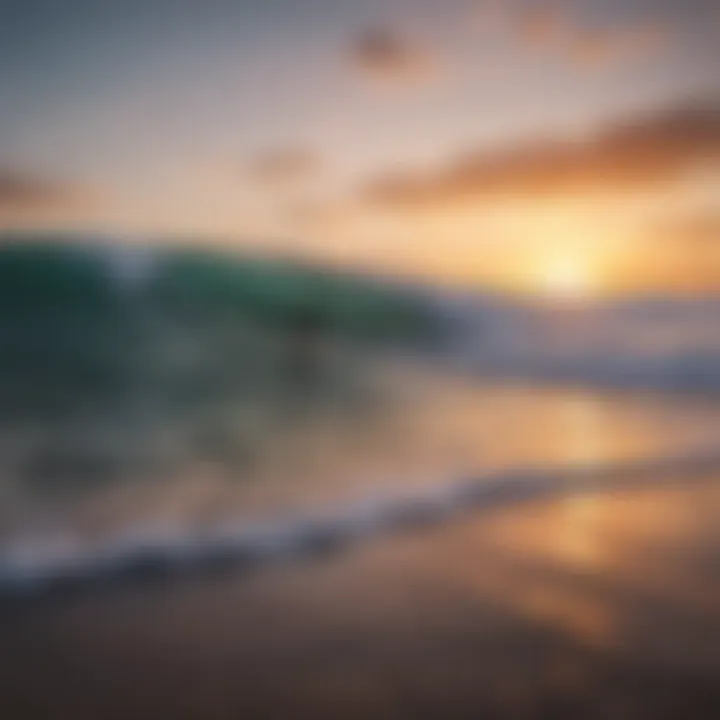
left=503, top=1, right=674, bottom=69
left=0, top=168, right=100, bottom=226
left=516, top=2, right=571, bottom=48
left=657, top=211, right=720, bottom=248
left=0, top=169, right=77, bottom=210
left=364, top=100, right=720, bottom=210
left=351, top=28, right=441, bottom=87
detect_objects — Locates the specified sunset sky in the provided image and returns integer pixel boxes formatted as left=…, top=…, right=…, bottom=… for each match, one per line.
left=0, top=0, right=719, bottom=295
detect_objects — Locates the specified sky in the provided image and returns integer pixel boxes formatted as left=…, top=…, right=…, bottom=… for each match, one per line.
left=0, top=0, right=718, bottom=296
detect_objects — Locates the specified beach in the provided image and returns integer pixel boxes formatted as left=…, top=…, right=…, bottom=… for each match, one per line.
left=2, top=469, right=719, bottom=719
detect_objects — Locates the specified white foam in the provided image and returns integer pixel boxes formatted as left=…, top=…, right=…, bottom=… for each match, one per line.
left=1, top=450, right=719, bottom=598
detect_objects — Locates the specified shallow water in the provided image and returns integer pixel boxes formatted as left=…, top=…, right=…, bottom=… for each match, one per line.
left=2, top=367, right=720, bottom=594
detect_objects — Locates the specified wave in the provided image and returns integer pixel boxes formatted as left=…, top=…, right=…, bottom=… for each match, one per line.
left=2, top=450, right=720, bottom=601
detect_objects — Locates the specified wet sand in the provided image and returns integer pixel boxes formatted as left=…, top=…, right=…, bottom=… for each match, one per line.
left=1, top=475, right=719, bottom=719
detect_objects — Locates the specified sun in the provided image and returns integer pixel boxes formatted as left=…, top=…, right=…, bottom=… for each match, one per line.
left=539, top=256, right=594, bottom=299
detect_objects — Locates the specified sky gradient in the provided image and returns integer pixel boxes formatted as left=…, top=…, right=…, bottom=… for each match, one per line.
left=0, top=0, right=718, bottom=295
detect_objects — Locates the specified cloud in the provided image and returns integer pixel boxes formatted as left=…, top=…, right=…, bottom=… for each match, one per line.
left=0, top=168, right=101, bottom=226
left=657, top=211, right=720, bottom=247
left=364, top=100, right=720, bottom=210
left=248, top=149, right=321, bottom=186
left=567, top=27, right=623, bottom=68
left=351, top=28, right=441, bottom=87
left=567, top=22, right=671, bottom=69
left=516, top=3, right=571, bottom=48
left=0, top=169, right=78, bottom=210
left=502, top=2, right=674, bottom=69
